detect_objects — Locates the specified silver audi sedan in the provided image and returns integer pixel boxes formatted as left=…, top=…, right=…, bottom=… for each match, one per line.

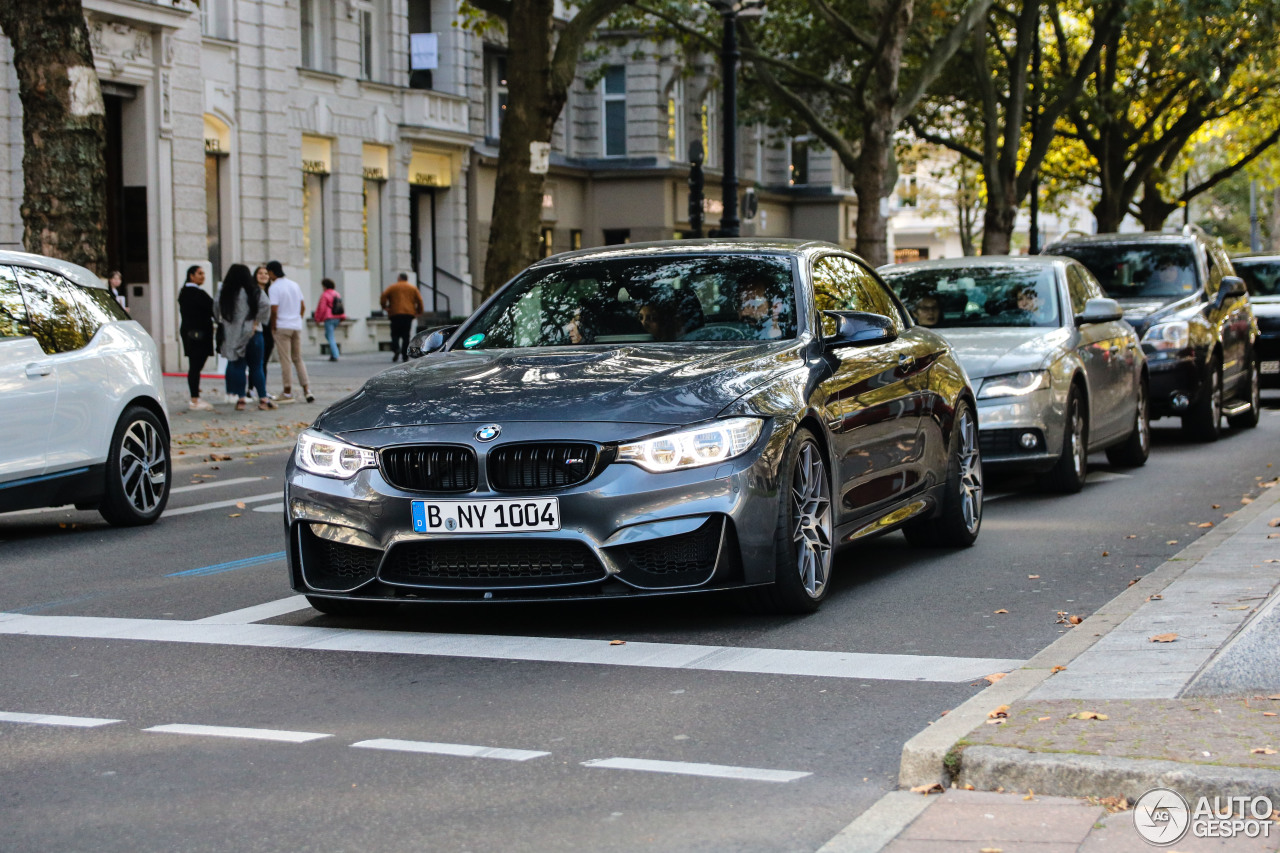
left=879, top=255, right=1149, bottom=492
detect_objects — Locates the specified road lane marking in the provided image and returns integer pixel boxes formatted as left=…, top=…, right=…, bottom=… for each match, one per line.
left=0, top=711, right=121, bottom=728
left=172, top=477, right=270, bottom=495
left=143, top=723, right=330, bottom=743
left=1086, top=471, right=1132, bottom=483
left=253, top=503, right=285, bottom=513
left=352, top=738, right=549, bottom=762
left=582, top=757, right=810, bottom=783
left=163, top=492, right=280, bottom=517
left=194, top=596, right=312, bottom=624
left=166, top=552, right=287, bottom=578
left=0, top=613, right=1024, bottom=683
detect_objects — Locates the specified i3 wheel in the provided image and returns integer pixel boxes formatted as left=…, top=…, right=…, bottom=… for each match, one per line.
left=1043, top=385, right=1088, bottom=493
left=904, top=399, right=982, bottom=547
left=1183, top=356, right=1222, bottom=441
left=1105, top=377, right=1150, bottom=467
left=1227, top=357, right=1261, bottom=430
left=743, top=427, right=833, bottom=614
left=99, top=405, right=170, bottom=526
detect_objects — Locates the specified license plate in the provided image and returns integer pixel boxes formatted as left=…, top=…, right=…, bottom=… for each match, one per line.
left=1262, top=360, right=1279, bottom=375
left=411, top=498, right=560, bottom=534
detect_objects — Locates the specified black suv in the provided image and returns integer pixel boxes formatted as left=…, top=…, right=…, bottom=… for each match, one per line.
left=1230, top=253, right=1280, bottom=389
left=1044, top=228, right=1259, bottom=440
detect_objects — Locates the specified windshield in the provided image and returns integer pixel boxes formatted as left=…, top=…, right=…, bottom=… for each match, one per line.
left=458, top=255, right=798, bottom=349
left=879, top=264, right=1061, bottom=328
left=1233, top=259, right=1280, bottom=297
left=1050, top=243, right=1199, bottom=298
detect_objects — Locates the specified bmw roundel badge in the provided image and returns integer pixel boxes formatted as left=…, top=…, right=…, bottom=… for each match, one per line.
left=476, top=424, right=502, bottom=442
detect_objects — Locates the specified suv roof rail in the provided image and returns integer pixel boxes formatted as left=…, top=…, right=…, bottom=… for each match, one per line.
left=1182, top=223, right=1210, bottom=240
left=1059, top=229, right=1090, bottom=241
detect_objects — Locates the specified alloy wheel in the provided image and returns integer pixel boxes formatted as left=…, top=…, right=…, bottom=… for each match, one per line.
left=1067, top=396, right=1086, bottom=480
left=791, top=443, right=833, bottom=599
left=1209, top=368, right=1222, bottom=426
left=1135, top=382, right=1150, bottom=455
left=956, top=406, right=983, bottom=535
left=119, top=418, right=167, bottom=514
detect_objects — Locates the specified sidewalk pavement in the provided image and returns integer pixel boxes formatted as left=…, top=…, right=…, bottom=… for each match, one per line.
left=165, top=351, right=395, bottom=466
left=830, top=465, right=1280, bottom=852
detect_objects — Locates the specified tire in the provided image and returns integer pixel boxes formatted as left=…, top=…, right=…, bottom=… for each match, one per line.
left=1227, top=357, right=1261, bottom=430
left=1182, top=355, right=1222, bottom=441
left=305, top=595, right=394, bottom=617
left=903, top=399, right=982, bottom=547
left=98, top=406, right=171, bottom=526
left=1105, top=377, right=1150, bottom=467
left=1042, top=385, right=1088, bottom=493
left=741, top=428, right=834, bottom=615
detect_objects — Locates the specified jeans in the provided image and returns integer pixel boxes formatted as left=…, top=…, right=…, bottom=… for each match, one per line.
left=324, top=318, right=341, bottom=358
left=262, top=327, right=275, bottom=382
left=227, top=331, right=268, bottom=400
left=390, top=315, right=413, bottom=359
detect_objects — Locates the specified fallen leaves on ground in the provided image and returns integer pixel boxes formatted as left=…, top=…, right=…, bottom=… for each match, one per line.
left=1027, top=574, right=1040, bottom=579
left=1126, top=534, right=1136, bottom=539
left=1023, top=789, right=1036, bottom=801
left=993, top=609, right=1008, bottom=614
left=1089, top=796, right=1131, bottom=813
left=910, top=782, right=944, bottom=795
left=1051, top=665, right=1067, bottom=673
left=1228, top=605, right=1251, bottom=611
left=1147, top=594, right=1164, bottom=601
left=1167, top=540, right=1179, bottom=545
left=228, top=513, right=241, bottom=518
left=1150, top=633, right=1179, bottom=643
left=1270, top=518, right=1280, bottom=527
left=987, top=704, right=1009, bottom=720
left=1252, top=747, right=1277, bottom=755
left=1069, top=615, right=1083, bottom=625
left=983, top=673, right=1006, bottom=684
left=208, top=453, right=232, bottom=462
left=1102, top=550, right=1109, bottom=556
left=1266, top=560, right=1280, bottom=564
left=1212, top=504, right=1221, bottom=509
left=1197, top=522, right=1214, bottom=529
left=1069, top=711, right=1109, bottom=721
left=1264, top=712, right=1277, bottom=717
left=609, top=640, right=626, bottom=646
left=234, top=501, right=246, bottom=509
left=1243, top=496, right=1254, bottom=504
left=1038, top=715, right=1052, bottom=721
left=1269, top=534, right=1280, bottom=540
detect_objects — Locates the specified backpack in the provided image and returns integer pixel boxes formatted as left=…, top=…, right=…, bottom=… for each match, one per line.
left=330, top=293, right=345, bottom=316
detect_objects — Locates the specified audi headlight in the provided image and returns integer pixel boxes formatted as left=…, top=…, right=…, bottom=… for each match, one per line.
left=978, top=370, right=1049, bottom=399
left=295, top=430, right=378, bottom=479
left=1142, top=320, right=1190, bottom=351
left=617, top=417, right=764, bottom=473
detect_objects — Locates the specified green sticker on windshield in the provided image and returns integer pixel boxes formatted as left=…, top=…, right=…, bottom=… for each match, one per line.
left=463, top=333, right=485, bottom=349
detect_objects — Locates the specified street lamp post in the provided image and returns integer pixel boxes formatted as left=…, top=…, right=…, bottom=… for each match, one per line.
left=707, top=0, right=764, bottom=238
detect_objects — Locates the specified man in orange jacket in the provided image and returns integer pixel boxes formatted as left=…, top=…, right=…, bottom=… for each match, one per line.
left=380, top=273, right=424, bottom=362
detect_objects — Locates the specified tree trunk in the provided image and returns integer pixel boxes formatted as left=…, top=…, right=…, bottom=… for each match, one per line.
left=979, top=182, right=1016, bottom=255
left=1137, top=176, right=1179, bottom=231
left=0, top=0, right=106, bottom=272
left=853, top=119, right=892, bottom=267
left=1092, top=193, right=1127, bottom=234
left=481, top=0, right=559, bottom=298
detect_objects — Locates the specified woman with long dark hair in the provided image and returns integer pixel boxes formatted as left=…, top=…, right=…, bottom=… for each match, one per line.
left=254, top=265, right=276, bottom=388
left=178, top=265, right=215, bottom=410
left=217, top=263, right=276, bottom=411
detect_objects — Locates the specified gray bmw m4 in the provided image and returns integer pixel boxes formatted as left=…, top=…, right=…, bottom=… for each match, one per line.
left=285, top=239, right=982, bottom=615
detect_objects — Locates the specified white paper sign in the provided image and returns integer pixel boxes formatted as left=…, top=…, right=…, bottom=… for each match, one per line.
left=529, top=141, right=550, bottom=175
left=410, top=33, right=438, bottom=70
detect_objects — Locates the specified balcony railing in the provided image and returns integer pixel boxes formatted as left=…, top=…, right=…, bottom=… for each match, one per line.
left=403, top=88, right=470, bottom=136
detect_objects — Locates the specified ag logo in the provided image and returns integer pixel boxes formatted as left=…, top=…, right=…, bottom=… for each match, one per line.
left=475, top=424, right=502, bottom=442
left=1133, top=787, right=1190, bottom=845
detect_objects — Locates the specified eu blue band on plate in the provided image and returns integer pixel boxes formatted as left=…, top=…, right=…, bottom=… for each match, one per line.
left=411, top=501, right=428, bottom=533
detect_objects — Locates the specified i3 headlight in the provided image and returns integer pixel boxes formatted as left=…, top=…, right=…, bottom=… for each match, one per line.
left=1142, top=320, right=1190, bottom=352
left=617, top=417, right=764, bottom=473
left=978, top=370, right=1050, bottom=399
left=295, top=430, right=378, bottom=479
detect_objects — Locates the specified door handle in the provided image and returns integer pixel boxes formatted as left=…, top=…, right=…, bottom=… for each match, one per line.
left=898, top=354, right=915, bottom=370
left=24, top=363, right=53, bottom=378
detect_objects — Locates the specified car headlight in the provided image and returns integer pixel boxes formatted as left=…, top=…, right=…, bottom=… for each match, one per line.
left=617, top=417, right=764, bottom=473
left=295, top=430, right=378, bottom=479
left=1142, top=320, right=1190, bottom=351
left=978, top=370, right=1049, bottom=399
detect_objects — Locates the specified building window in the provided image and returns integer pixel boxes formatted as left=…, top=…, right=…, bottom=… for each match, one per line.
left=301, top=136, right=332, bottom=287
left=789, top=137, right=809, bottom=186
left=201, top=0, right=233, bottom=40
left=570, top=229, right=583, bottom=251
left=540, top=228, right=555, bottom=258
left=363, top=180, right=384, bottom=294
left=701, top=90, right=717, bottom=168
left=408, top=0, right=434, bottom=90
left=205, top=152, right=224, bottom=283
left=356, top=2, right=377, bottom=80
left=667, top=77, right=684, bottom=160
left=485, top=51, right=508, bottom=138
left=299, top=0, right=331, bottom=71
left=602, top=65, right=626, bottom=157
left=603, top=228, right=630, bottom=245
left=897, top=175, right=918, bottom=207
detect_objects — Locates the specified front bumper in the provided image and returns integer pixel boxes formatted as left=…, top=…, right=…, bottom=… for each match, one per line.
left=285, top=423, right=786, bottom=604
left=1144, top=350, right=1202, bottom=417
left=1257, top=333, right=1280, bottom=388
left=975, top=390, right=1059, bottom=473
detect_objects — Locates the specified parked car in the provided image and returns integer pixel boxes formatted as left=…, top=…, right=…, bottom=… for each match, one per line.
left=1044, top=228, right=1259, bottom=440
left=878, top=256, right=1148, bottom=492
left=286, top=239, right=982, bottom=616
left=0, top=250, right=170, bottom=524
left=1230, top=253, right=1280, bottom=389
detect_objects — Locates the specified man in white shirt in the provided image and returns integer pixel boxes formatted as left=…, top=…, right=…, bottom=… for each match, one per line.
left=266, top=260, right=313, bottom=403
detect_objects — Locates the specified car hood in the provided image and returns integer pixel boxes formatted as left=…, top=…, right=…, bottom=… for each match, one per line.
left=1113, top=294, right=1202, bottom=331
left=930, top=327, right=1069, bottom=381
left=316, top=341, right=805, bottom=434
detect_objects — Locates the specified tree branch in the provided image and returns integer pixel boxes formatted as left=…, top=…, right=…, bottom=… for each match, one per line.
left=905, top=115, right=983, bottom=163
left=551, top=0, right=633, bottom=94
left=895, top=0, right=996, bottom=122
left=805, top=0, right=876, bottom=51
left=1182, top=126, right=1280, bottom=201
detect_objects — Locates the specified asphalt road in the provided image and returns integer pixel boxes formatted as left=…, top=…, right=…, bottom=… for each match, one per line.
left=2, top=397, right=1278, bottom=853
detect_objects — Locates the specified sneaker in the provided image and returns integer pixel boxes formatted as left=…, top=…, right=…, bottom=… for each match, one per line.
left=258, top=398, right=278, bottom=410
left=280, top=392, right=294, bottom=400
left=328, top=356, right=338, bottom=362
left=305, top=391, right=315, bottom=403
left=188, top=398, right=214, bottom=411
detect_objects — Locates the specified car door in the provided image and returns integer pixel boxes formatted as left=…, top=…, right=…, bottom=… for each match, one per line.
left=811, top=254, right=928, bottom=525
left=1207, top=243, right=1250, bottom=391
left=14, top=266, right=98, bottom=472
left=0, top=265, right=56, bottom=482
left=1068, top=263, right=1133, bottom=443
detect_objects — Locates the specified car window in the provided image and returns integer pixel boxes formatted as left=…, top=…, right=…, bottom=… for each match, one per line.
left=462, top=254, right=798, bottom=348
left=0, top=265, right=32, bottom=340
left=15, top=266, right=92, bottom=354
left=1066, top=265, right=1092, bottom=315
left=1050, top=243, right=1199, bottom=298
left=78, top=285, right=130, bottom=324
left=1234, top=260, right=1280, bottom=296
left=812, top=256, right=903, bottom=336
left=878, top=263, right=1061, bottom=328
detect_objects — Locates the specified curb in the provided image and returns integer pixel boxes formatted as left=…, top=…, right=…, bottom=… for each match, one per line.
left=898, top=480, right=1280, bottom=789
left=815, top=791, right=936, bottom=853
left=958, top=745, right=1280, bottom=803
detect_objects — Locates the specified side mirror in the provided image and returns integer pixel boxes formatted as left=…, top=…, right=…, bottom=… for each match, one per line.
left=1217, top=275, right=1247, bottom=306
left=822, top=311, right=898, bottom=349
left=407, top=325, right=457, bottom=359
left=1075, top=297, right=1123, bottom=326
